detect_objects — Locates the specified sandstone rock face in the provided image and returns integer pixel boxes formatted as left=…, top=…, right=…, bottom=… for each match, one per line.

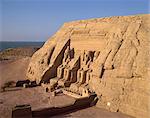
left=26, top=14, right=150, bottom=118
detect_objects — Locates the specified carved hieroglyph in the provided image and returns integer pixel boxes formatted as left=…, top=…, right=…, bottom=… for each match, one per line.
left=26, top=14, right=150, bottom=118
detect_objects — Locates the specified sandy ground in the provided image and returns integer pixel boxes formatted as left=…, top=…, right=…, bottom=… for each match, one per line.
left=0, top=49, right=133, bottom=118
left=52, top=107, right=133, bottom=118
left=0, top=57, right=30, bottom=88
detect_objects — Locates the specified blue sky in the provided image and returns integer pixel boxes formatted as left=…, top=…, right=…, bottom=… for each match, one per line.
left=1, top=0, right=150, bottom=42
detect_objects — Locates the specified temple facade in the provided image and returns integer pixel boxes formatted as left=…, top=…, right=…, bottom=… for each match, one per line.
left=26, top=14, right=150, bottom=118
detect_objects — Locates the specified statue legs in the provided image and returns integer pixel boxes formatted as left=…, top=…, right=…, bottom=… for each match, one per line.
left=49, top=65, right=65, bottom=91
left=69, top=69, right=87, bottom=93
left=58, top=68, right=71, bottom=87
left=78, top=70, right=91, bottom=96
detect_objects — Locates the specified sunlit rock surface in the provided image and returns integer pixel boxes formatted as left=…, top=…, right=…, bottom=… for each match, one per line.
left=27, top=14, right=150, bottom=118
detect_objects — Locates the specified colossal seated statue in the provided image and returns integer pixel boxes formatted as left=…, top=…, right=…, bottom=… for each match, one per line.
left=78, top=51, right=100, bottom=95
left=57, top=46, right=71, bottom=78
left=57, top=55, right=80, bottom=87
left=49, top=46, right=71, bottom=90
left=86, top=51, right=100, bottom=80
left=91, top=33, right=123, bottom=79
left=117, top=43, right=138, bottom=78
left=69, top=50, right=93, bottom=93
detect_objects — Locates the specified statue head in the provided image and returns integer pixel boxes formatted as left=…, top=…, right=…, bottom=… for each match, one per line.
left=84, top=51, right=92, bottom=64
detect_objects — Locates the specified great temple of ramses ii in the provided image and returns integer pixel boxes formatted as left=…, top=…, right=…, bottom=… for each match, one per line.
left=26, top=14, right=150, bottom=118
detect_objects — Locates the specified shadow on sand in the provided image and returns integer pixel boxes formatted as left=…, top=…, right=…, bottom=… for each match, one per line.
left=32, top=94, right=97, bottom=118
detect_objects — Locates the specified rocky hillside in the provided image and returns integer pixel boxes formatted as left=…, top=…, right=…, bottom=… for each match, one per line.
left=0, top=47, right=40, bottom=61
left=26, top=14, right=150, bottom=118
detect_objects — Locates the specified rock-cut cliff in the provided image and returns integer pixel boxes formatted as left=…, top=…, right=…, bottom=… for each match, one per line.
left=26, top=14, right=150, bottom=118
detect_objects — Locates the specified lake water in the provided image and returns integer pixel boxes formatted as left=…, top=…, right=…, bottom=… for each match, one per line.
left=0, top=41, right=44, bottom=51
